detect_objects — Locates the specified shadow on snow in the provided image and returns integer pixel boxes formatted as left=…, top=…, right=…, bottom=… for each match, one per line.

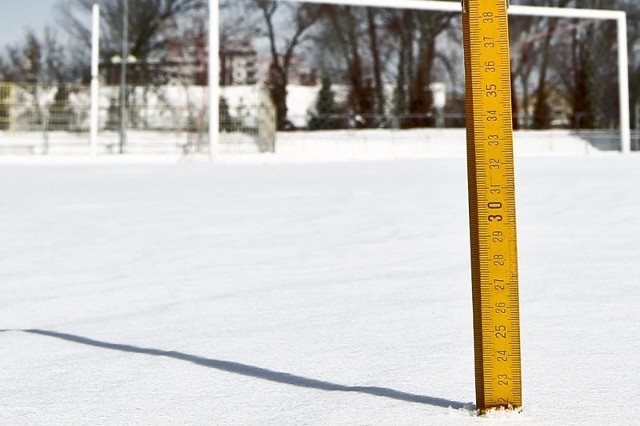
left=4, top=328, right=473, bottom=411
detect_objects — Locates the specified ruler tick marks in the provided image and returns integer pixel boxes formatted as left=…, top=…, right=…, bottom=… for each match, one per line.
left=462, top=0, right=522, bottom=413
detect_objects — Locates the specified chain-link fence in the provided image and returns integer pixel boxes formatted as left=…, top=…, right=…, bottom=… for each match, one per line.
left=0, top=82, right=631, bottom=156
left=0, top=83, right=15, bottom=131
left=0, top=83, right=275, bottom=155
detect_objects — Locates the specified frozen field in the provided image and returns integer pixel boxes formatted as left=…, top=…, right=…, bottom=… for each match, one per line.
left=1, top=155, right=640, bottom=425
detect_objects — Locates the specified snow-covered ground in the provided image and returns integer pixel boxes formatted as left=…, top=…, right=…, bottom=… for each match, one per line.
left=0, top=128, right=624, bottom=159
left=2, top=155, right=640, bottom=425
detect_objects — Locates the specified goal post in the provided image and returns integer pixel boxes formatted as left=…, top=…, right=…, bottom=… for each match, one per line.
left=508, top=4, right=630, bottom=154
left=209, top=0, right=631, bottom=154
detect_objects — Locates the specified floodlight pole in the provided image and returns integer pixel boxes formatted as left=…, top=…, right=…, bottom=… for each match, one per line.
left=209, top=0, right=220, bottom=162
left=90, top=3, right=100, bottom=157
left=119, top=0, right=129, bottom=154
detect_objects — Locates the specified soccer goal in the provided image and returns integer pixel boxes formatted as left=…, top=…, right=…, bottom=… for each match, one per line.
left=208, top=0, right=630, bottom=157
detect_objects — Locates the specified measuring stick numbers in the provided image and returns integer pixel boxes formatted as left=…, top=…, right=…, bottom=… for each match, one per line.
left=462, top=0, right=522, bottom=412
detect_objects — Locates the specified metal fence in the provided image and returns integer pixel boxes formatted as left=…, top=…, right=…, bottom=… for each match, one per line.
left=0, top=84, right=275, bottom=155
left=0, top=82, right=636, bottom=156
left=0, top=82, right=15, bottom=131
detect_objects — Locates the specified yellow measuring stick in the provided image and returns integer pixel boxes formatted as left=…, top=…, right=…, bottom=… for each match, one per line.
left=462, top=0, right=522, bottom=412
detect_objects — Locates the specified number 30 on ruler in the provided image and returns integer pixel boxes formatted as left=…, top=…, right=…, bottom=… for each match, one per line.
left=462, top=0, right=523, bottom=412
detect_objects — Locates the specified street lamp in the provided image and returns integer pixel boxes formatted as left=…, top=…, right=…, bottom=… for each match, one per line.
left=110, top=55, right=137, bottom=64
left=110, top=52, right=137, bottom=153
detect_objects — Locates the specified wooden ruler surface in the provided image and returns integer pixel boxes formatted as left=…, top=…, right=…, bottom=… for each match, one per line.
left=462, top=0, right=522, bottom=412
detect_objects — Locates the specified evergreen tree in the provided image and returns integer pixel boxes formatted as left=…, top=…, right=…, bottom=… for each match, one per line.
left=316, top=75, right=336, bottom=115
left=310, top=74, right=337, bottom=130
left=219, top=96, right=234, bottom=131
left=48, top=86, right=73, bottom=131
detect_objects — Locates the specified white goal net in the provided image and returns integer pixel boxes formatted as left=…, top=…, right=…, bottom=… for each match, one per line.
left=210, top=0, right=630, bottom=156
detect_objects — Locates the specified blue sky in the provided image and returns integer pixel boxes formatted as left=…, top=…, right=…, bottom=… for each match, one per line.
left=1, top=0, right=61, bottom=47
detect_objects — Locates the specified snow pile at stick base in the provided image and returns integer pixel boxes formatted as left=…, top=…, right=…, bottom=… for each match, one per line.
left=2, top=156, right=640, bottom=425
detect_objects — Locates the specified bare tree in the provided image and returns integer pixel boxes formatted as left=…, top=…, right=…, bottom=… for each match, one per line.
left=367, top=8, right=385, bottom=116
left=323, top=5, right=371, bottom=119
left=512, top=0, right=634, bottom=130
left=253, top=0, right=324, bottom=130
left=407, top=10, right=455, bottom=127
left=380, top=8, right=454, bottom=127
left=0, top=28, right=81, bottom=130
left=0, top=29, right=78, bottom=84
left=220, top=0, right=257, bottom=53
left=510, top=14, right=542, bottom=128
left=59, top=0, right=205, bottom=84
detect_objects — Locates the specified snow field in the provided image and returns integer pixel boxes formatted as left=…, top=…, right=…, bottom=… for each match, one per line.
left=1, top=156, right=640, bottom=425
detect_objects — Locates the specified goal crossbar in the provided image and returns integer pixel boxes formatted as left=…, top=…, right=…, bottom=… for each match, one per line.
left=209, top=0, right=631, bottom=154
left=279, top=0, right=625, bottom=20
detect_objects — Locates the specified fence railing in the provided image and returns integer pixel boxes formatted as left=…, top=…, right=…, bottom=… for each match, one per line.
left=0, top=84, right=276, bottom=155
left=0, top=83, right=637, bottom=155
left=0, top=82, right=15, bottom=131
